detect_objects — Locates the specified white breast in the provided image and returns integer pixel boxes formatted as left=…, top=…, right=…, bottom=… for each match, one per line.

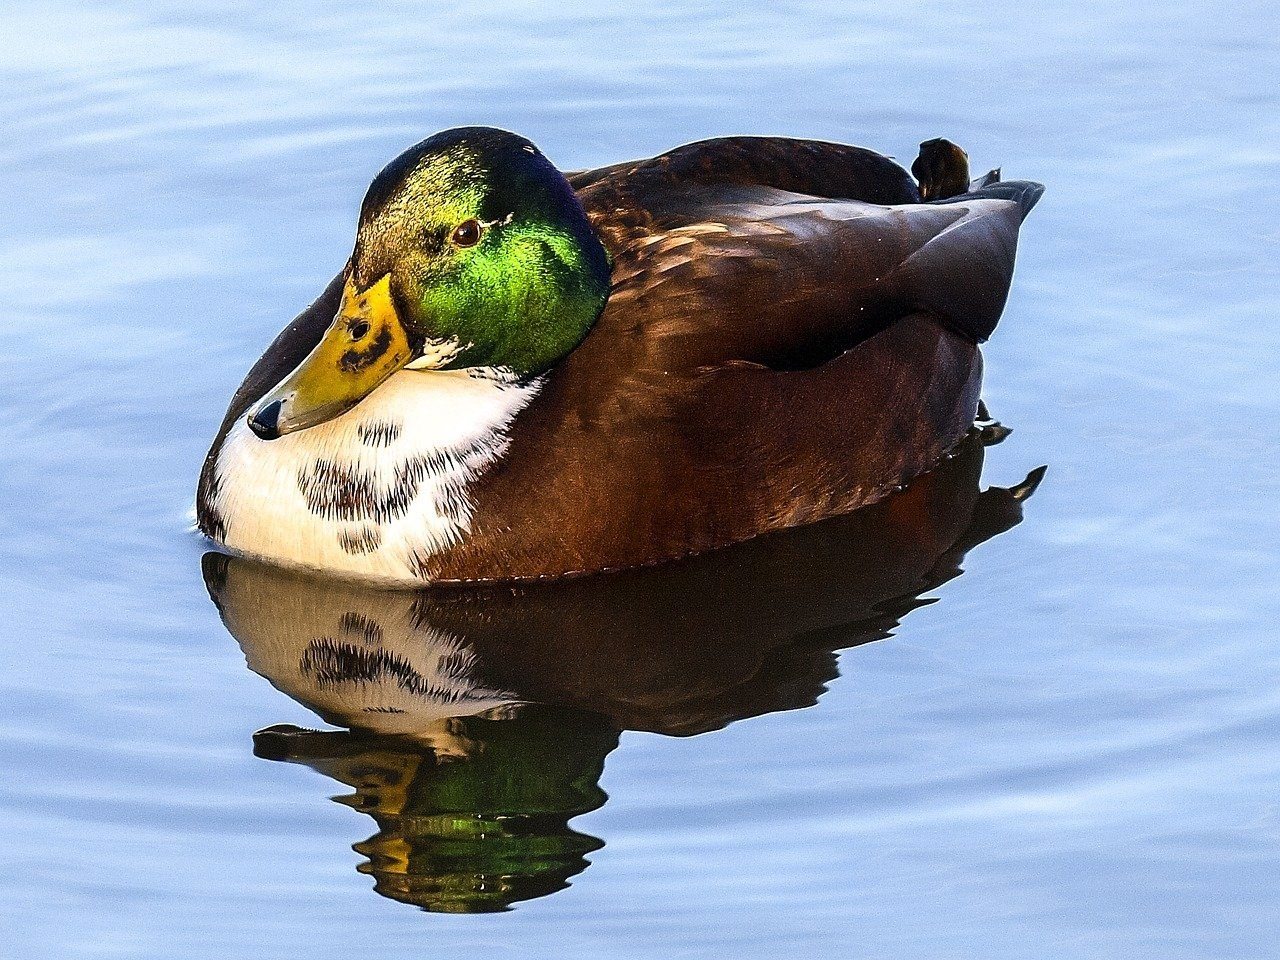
left=210, top=368, right=540, bottom=585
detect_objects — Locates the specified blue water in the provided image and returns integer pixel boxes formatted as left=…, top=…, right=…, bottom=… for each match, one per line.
left=2, top=0, right=1279, bottom=956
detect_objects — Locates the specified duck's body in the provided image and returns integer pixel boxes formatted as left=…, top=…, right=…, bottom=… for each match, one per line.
left=198, top=130, right=1042, bottom=584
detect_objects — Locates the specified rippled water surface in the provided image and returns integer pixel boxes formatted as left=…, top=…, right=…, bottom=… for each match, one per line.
left=2, top=1, right=1278, bottom=957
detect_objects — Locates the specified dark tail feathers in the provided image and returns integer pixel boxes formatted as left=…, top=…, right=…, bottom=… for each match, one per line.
left=937, top=168, right=1045, bottom=220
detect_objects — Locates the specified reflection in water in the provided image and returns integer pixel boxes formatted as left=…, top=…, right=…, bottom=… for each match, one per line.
left=203, top=429, right=1042, bottom=913
left=253, top=710, right=614, bottom=913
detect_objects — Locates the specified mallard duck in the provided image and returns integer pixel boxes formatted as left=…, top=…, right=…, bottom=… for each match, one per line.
left=197, top=127, right=1042, bottom=584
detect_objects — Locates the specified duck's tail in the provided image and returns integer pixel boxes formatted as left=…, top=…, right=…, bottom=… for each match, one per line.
left=913, top=138, right=1044, bottom=220
left=950, top=168, right=1046, bottom=220
left=888, top=144, right=1045, bottom=344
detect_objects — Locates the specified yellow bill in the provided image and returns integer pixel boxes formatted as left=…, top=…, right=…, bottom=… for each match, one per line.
left=248, top=274, right=414, bottom=440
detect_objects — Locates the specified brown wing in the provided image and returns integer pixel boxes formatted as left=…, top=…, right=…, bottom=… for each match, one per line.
left=588, top=187, right=1039, bottom=370
left=570, top=135, right=921, bottom=245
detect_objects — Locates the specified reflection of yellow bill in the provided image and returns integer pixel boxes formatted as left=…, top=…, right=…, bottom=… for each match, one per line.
left=248, top=274, right=413, bottom=439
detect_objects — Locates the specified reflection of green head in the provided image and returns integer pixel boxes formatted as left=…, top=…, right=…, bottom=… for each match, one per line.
left=352, top=126, right=612, bottom=376
left=254, top=705, right=618, bottom=913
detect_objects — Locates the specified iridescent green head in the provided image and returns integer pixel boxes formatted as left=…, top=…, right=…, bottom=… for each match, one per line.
left=248, top=127, right=611, bottom=440
left=354, top=127, right=611, bottom=372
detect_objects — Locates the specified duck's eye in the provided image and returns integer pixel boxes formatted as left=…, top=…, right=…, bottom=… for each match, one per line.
left=450, top=218, right=483, bottom=248
left=348, top=319, right=370, bottom=341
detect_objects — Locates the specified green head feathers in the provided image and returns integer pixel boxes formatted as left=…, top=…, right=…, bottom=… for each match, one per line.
left=351, top=127, right=612, bottom=376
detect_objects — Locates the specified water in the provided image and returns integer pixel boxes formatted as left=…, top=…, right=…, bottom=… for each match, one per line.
left=1, top=0, right=1278, bottom=956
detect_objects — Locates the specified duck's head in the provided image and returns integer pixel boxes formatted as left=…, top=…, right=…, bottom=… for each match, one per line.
left=248, top=127, right=611, bottom=440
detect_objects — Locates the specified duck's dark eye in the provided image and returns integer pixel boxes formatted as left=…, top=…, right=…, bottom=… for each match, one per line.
left=450, top=218, right=483, bottom=248
left=348, top=319, right=370, bottom=341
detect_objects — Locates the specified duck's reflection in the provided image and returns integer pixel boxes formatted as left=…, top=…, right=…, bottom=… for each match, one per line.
left=203, top=429, right=1042, bottom=913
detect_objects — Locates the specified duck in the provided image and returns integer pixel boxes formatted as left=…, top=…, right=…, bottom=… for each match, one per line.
left=197, top=127, right=1043, bottom=585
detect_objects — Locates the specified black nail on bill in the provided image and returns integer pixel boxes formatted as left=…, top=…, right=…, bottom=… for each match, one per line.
left=248, top=399, right=283, bottom=440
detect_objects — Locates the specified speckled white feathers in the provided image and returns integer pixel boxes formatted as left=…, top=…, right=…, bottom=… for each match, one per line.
left=209, top=367, right=540, bottom=585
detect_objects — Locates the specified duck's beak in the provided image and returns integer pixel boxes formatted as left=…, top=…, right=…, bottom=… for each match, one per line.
left=247, top=275, right=414, bottom=440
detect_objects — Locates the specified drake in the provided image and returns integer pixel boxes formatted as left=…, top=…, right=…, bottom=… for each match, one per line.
left=197, top=127, right=1042, bottom=585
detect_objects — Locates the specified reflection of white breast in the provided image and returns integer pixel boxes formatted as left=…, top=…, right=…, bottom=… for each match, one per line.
left=218, top=559, right=517, bottom=742
left=210, top=368, right=540, bottom=585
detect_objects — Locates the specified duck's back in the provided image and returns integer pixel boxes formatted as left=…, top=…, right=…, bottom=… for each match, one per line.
left=419, top=137, right=1043, bottom=581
